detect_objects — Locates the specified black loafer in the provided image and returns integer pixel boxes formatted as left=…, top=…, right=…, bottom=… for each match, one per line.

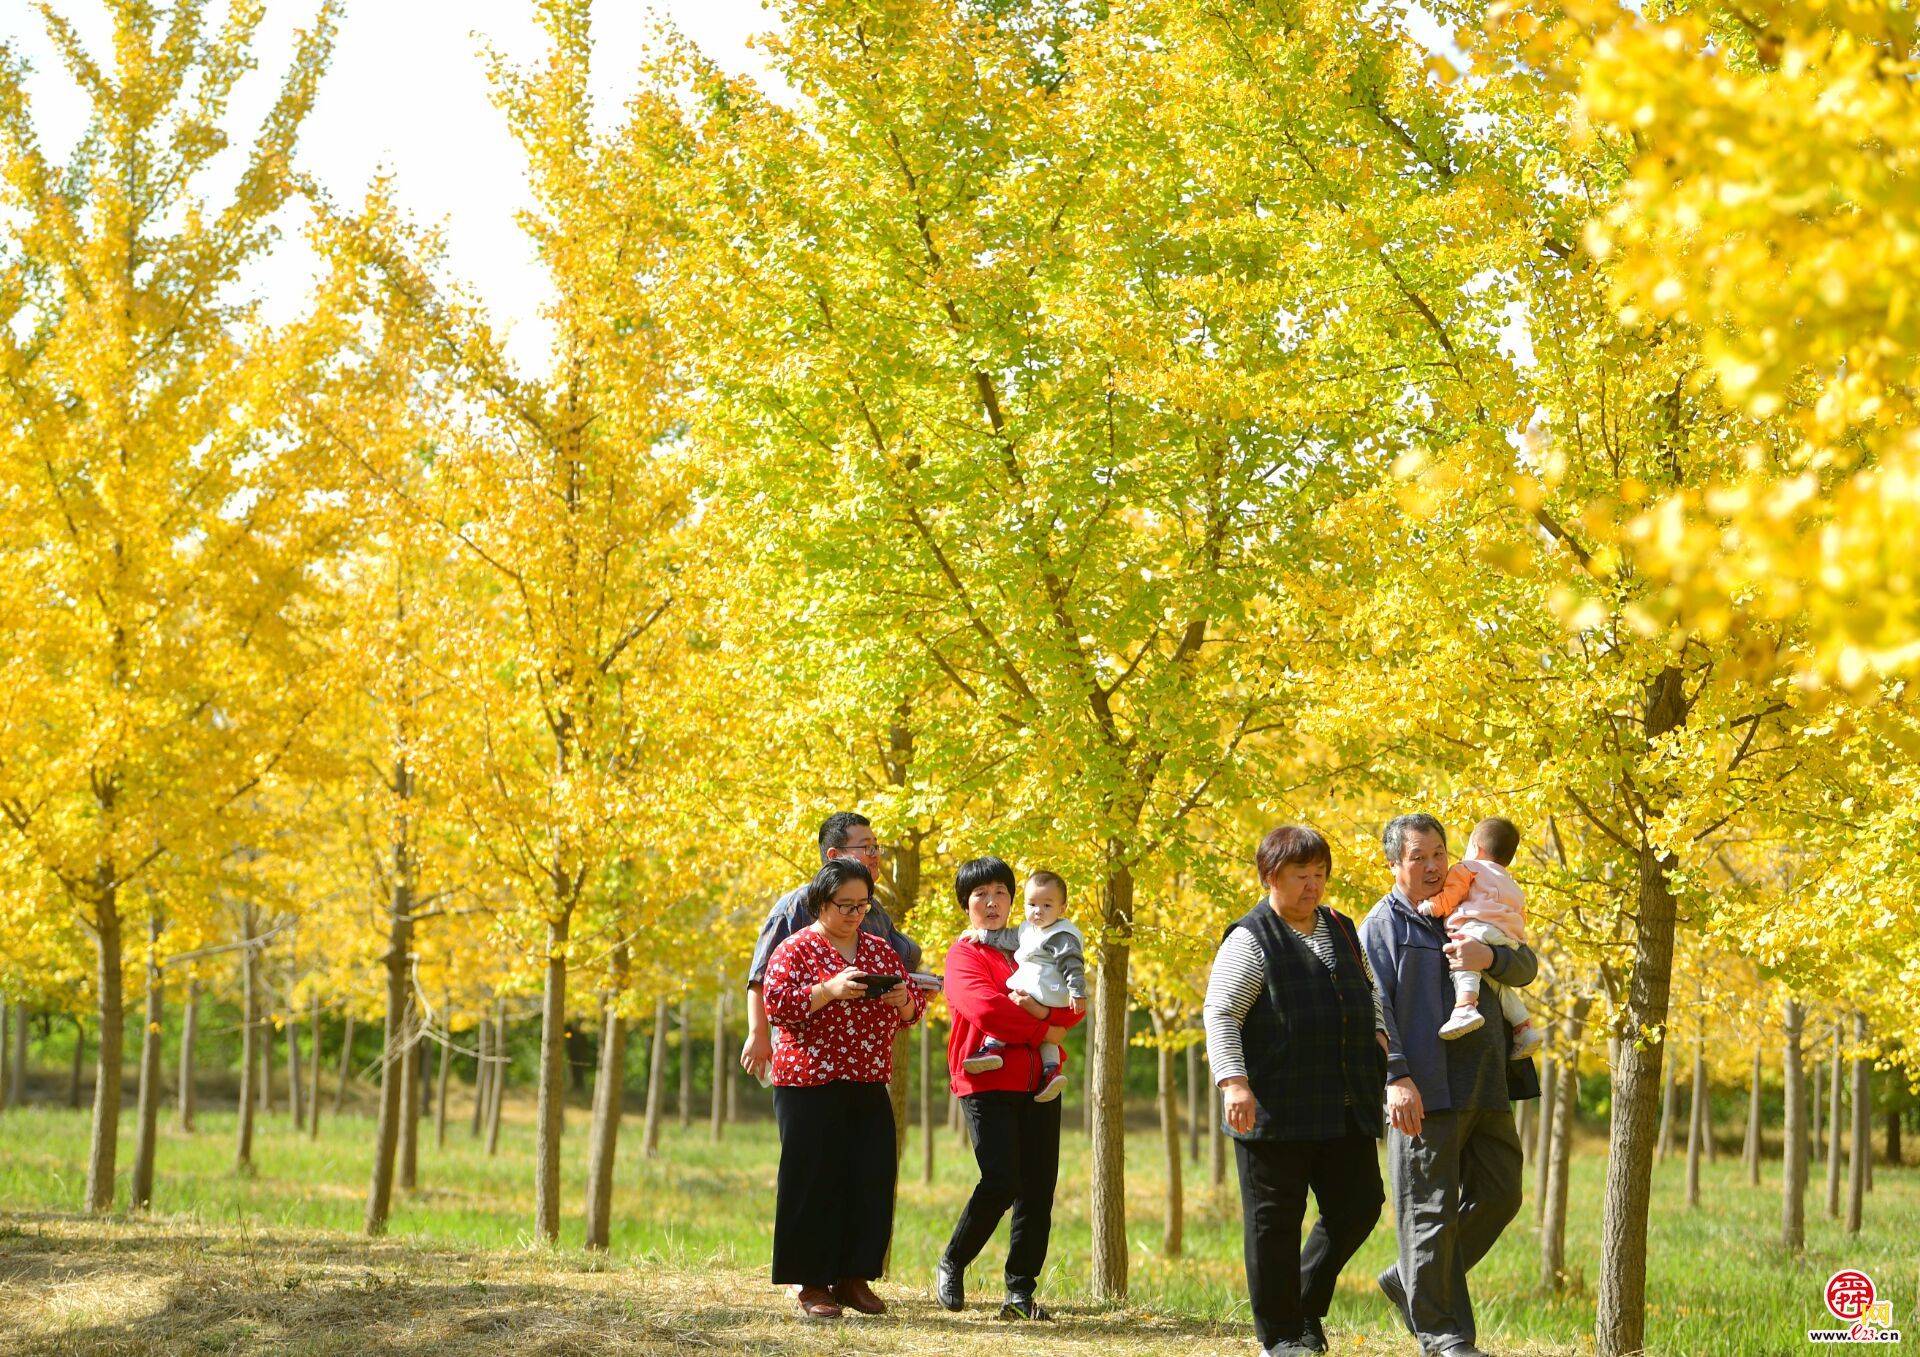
left=1300, top=1315, right=1329, bottom=1353
left=1378, top=1267, right=1415, bottom=1337
left=934, top=1259, right=964, bottom=1312
left=999, top=1294, right=1051, bottom=1321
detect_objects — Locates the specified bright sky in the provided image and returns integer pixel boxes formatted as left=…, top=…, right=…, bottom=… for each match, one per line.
left=0, top=0, right=787, bottom=368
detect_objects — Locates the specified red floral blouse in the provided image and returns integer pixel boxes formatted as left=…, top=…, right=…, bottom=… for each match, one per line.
left=763, top=927, right=926, bottom=1087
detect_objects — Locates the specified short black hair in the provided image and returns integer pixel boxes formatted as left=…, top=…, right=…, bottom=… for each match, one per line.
left=801, top=858, right=874, bottom=919
left=954, top=856, right=1018, bottom=909
left=1471, top=816, right=1521, bottom=867
left=817, top=811, right=873, bottom=864
left=1255, top=825, right=1333, bottom=884
left=1383, top=813, right=1447, bottom=864
left=1026, top=869, right=1067, bottom=900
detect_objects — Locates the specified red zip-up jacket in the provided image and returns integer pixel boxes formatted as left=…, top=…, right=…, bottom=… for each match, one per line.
left=944, top=937, right=1085, bottom=1096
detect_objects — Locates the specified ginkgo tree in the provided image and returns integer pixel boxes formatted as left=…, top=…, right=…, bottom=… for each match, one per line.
left=0, top=0, right=344, bottom=1213
left=319, top=0, right=701, bottom=1244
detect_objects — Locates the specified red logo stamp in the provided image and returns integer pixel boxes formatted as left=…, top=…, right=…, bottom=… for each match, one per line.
left=1826, top=1271, right=1876, bottom=1323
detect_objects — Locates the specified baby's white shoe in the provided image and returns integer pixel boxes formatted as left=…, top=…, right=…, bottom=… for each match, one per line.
left=1439, top=1005, right=1485, bottom=1039
left=1509, top=1021, right=1545, bottom=1060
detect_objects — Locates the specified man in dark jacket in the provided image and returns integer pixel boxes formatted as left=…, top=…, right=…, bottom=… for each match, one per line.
left=739, top=812, right=923, bottom=1082
left=1361, top=813, right=1540, bottom=1357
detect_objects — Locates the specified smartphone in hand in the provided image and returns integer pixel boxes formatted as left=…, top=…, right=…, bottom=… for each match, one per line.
left=855, top=972, right=904, bottom=996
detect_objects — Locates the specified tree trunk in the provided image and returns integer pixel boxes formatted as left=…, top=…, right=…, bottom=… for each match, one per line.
left=1186, top=1040, right=1201, bottom=1164
left=363, top=870, right=412, bottom=1236
left=85, top=881, right=125, bottom=1214
left=130, top=911, right=165, bottom=1210
left=307, top=996, right=323, bottom=1140
left=1658, top=1055, right=1675, bottom=1163
left=288, top=1007, right=305, bottom=1128
left=726, top=1022, right=739, bottom=1124
left=397, top=1000, right=420, bottom=1192
left=485, top=1001, right=507, bottom=1157
left=1744, top=1040, right=1763, bottom=1185
left=677, top=996, right=692, bottom=1129
left=1088, top=858, right=1133, bottom=1301
left=642, top=995, right=668, bottom=1159
left=1686, top=1039, right=1706, bottom=1209
left=236, top=907, right=259, bottom=1176
left=1826, top=1024, right=1844, bottom=1219
left=1534, top=1054, right=1556, bottom=1224
left=177, top=982, right=198, bottom=1132
left=334, top=1012, right=355, bottom=1114
left=68, top=1016, right=85, bottom=1109
left=1887, top=1107, right=1902, bottom=1168
left=1151, top=1011, right=1182, bottom=1258
left=921, top=1016, right=935, bottom=1186
left=260, top=1006, right=274, bottom=1114
left=434, top=1011, right=452, bottom=1150
left=9, top=1003, right=25, bottom=1105
left=1541, top=997, right=1588, bottom=1291
left=534, top=912, right=572, bottom=1242
left=710, top=990, right=726, bottom=1143
left=0, top=1004, right=9, bottom=1112
left=472, top=1011, right=491, bottom=1138
left=1207, top=1047, right=1224, bottom=1186
left=584, top=944, right=630, bottom=1251
left=1594, top=667, right=1687, bottom=1357
left=1780, top=996, right=1807, bottom=1254
left=1846, top=1012, right=1868, bottom=1234
left=1702, top=1045, right=1715, bottom=1164
left=881, top=718, right=923, bottom=1161
left=1810, top=1056, right=1822, bottom=1160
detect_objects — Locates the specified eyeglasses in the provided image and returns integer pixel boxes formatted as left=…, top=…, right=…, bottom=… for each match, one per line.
left=827, top=898, right=872, bottom=916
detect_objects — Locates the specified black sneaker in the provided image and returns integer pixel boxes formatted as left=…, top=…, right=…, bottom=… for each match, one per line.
left=1261, top=1343, right=1316, bottom=1357
left=934, top=1259, right=964, bottom=1312
left=1300, top=1315, right=1329, bottom=1353
left=999, top=1294, right=1051, bottom=1321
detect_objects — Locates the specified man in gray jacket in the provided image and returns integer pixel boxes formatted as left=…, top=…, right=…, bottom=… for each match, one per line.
left=1360, top=813, right=1541, bottom=1357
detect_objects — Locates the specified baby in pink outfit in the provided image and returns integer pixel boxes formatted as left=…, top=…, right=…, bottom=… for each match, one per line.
left=1418, top=816, right=1544, bottom=1058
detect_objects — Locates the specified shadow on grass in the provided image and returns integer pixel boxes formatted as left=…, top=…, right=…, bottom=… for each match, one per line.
left=0, top=1214, right=1234, bottom=1357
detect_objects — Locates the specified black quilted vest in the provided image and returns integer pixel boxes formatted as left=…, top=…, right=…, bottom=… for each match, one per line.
left=1226, top=903, right=1386, bottom=1142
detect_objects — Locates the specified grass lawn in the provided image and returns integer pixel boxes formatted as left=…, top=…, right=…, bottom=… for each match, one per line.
left=1, top=1099, right=1914, bottom=1355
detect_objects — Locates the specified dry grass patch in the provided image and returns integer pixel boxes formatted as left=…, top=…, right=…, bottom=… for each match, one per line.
left=0, top=1216, right=1262, bottom=1357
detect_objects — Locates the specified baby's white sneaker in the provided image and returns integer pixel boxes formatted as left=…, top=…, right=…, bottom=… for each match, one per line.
left=1439, top=1005, right=1485, bottom=1039
left=1509, top=1021, right=1545, bottom=1060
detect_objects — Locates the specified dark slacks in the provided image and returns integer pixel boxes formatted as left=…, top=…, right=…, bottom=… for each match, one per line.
left=942, top=1090, right=1062, bottom=1299
left=1234, top=1119, right=1385, bottom=1349
left=771, top=1081, right=897, bottom=1287
left=1386, top=1108, right=1525, bottom=1353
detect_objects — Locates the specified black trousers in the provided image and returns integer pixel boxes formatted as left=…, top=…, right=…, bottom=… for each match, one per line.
left=942, top=1090, right=1062, bottom=1299
left=1234, top=1120, right=1385, bottom=1348
left=771, top=1081, right=897, bottom=1287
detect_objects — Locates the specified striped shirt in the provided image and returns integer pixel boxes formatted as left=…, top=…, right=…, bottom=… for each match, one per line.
left=1204, top=912, right=1386, bottom=1085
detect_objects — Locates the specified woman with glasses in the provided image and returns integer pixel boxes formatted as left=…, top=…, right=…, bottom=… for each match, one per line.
left=761, top=857, right=926, bottom=1319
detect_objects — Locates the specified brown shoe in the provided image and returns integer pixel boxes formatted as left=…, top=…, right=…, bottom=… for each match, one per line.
left=831, top=1278, right=886, bottom=1315
left=795, top=1286, right=842, bottom=1319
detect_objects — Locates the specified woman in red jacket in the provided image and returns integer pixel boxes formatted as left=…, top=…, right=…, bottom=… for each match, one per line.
left=762, top=858, right=926, bottom=1318
left=934, top=856, right=1083, bottom=1321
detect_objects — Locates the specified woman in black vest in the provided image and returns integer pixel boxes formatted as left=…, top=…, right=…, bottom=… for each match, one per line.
left=1204, top=825, right=1388, bottom=1357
